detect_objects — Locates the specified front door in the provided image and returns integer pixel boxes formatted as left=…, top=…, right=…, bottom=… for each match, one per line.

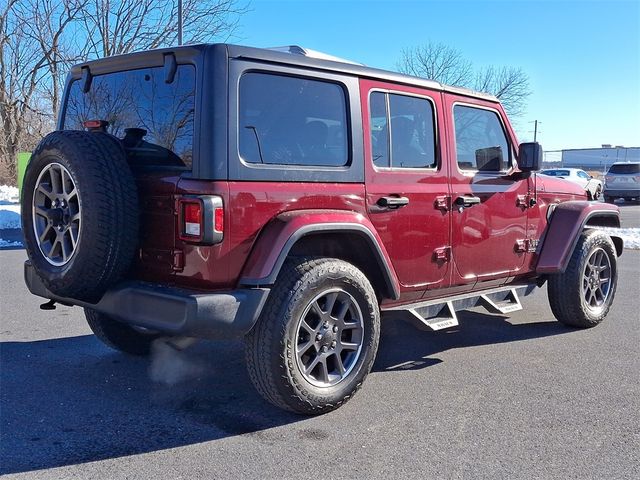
left=361, top=79, right=451, bottom=301
left=444, top=95, right=529, bottom=286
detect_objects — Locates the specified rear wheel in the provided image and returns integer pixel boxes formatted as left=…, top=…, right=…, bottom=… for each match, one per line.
left=245, top=257, right=380, bottom=414
left=85, top=309, right=160, bottom=356
left=548, top=230, right=617, bottom=328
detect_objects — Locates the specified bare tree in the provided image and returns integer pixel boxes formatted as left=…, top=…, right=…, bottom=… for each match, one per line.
left=397, top=41, right=531, bottom=118
left=80, top=0, right=248, bottom=58
left=1, top=1, right=84, bottom=184
left=0, top=0, right=247, bottom=185
left=398, top=43, right=473, bottom=87
left=473, top=66, right=530, bottom=117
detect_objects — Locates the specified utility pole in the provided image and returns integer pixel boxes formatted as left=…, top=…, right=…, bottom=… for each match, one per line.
left=529, top=120, right=541, bottom=142
left=177, top=0, right=183, bottom=46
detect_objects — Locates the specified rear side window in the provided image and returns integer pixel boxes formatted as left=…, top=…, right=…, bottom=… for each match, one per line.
left=608, top=163, right=640, bottom=174
left=239, top=73, right=349, bottom=167
left=369, top=91, right=436, bottom=169
left=454, top=105, right=510, bottom=172
left=64, top=65, right=196, bottom=170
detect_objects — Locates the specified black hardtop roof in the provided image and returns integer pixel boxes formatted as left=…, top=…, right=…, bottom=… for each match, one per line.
left=70, top=43, right=499, bottom=103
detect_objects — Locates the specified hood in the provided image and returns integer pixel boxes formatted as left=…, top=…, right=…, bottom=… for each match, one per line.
left=536, top=174, right=587, bottom=197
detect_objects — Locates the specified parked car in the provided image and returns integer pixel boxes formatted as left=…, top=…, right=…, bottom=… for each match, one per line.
left=20, top=44, right=624, bottom=415
left=540, top=168, right=603, bottom=200
left=604, top=162, right=640, bottom=203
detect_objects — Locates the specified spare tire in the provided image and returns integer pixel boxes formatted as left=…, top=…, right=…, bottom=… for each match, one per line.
left=21, top=130, right=139, bottom=303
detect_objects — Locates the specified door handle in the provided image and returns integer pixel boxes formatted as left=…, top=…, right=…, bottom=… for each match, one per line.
left=377, top=196, right=409, bottom=209
left=455, top=195, right=481, bottom=209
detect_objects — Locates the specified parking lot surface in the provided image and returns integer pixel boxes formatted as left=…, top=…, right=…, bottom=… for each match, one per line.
left=1, top=241, right=639, bottom=479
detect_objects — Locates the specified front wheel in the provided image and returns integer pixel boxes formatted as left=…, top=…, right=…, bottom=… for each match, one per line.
left=245, top=257, right=380, bottom=414
left=548, top=230, right=618, bottom=328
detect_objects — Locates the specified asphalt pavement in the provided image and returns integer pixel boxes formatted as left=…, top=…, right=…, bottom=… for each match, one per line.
left=2, top=238, right=640, bottom=479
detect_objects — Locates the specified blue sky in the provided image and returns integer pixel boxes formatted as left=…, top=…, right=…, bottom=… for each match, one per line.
left=238, top=0, right=639, bottom=152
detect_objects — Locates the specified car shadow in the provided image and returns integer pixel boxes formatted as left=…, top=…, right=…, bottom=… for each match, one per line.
left=1, top=310, right=572, bottom=474
left=373, top=310, right=573, bottom=372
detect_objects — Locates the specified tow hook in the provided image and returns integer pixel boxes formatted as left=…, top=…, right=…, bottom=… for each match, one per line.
left=40, top=299, right=57, bottom=310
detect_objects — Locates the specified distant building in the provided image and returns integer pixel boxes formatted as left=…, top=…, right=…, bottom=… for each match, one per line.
left=561, top=146, right=640, bottom=172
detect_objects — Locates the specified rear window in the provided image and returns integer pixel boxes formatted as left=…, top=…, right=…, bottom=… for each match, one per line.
left=63, top=65, right=196, bottom=169
left=608, top=163, right=640, bottom=174
left=239, top=72, right=349, bottom=167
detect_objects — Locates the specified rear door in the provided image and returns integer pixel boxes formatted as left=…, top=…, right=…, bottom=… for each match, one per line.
left=361, top=79, right=451, bottom=301
left=444, top=95, right=529, bottom=286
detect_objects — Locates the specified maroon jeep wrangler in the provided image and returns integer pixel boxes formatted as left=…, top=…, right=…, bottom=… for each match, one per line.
left=21, top=44, right=623, bottom=414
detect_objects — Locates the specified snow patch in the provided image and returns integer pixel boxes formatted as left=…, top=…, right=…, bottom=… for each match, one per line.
left=0, top=239, right=22, bottom=248
left=596, top=227, right=640, bottom=250
left=0, top=185, right=19, bottom=203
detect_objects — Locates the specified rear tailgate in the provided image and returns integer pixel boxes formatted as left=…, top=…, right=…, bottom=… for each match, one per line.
left=131, top=172, right=180, bottom=282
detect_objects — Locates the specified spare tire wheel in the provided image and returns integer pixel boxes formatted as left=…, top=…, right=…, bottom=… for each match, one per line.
left=21, top=130, right=139, bottom=303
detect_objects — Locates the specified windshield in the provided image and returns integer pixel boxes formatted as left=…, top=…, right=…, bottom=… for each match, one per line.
left=63, top=65, right=196, bottom=170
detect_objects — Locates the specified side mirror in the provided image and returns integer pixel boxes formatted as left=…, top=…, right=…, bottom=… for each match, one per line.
left=517, top=142, right=542, bottom=172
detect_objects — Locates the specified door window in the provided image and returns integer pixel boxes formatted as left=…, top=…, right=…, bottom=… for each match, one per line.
left=369, top=91, right=436, bottom=169
left=453, top=105, right=510, bottom=172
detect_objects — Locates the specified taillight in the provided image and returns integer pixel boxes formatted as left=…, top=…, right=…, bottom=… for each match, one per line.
left=178, top=195, right=223, bottom=244
left=182, top=201, right=202, bottom=238
left=83, top=119, right=109, bottom=132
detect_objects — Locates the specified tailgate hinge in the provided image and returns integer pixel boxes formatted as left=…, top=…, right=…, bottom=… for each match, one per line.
left=172, top=250, right=185, bottom=271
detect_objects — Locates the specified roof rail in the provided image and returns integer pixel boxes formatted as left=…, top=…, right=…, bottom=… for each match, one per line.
left=267, top=45, right=364, bottom=66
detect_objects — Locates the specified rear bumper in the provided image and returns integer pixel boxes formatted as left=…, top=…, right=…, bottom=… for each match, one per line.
left=604, top=188, right=640, bottom=197
left=24, top=261, right=269, bottom=339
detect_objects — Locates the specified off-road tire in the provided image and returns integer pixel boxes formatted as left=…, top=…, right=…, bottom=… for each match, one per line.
left=22, top=131, right=138, bottom=302
left=245, top=257, right=380, bottom=415
left=85, top=308, right=160, bottom=356
left=548, top=230, right=617, bottom=328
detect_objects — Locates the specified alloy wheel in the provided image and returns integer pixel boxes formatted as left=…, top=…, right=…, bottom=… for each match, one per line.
left=294, top=288, right=364, bottom=387
left=32, top=163, right=81, bottom=266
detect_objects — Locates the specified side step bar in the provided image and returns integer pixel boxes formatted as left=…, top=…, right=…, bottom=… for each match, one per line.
left=384, top=284, right=537, bottom=331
